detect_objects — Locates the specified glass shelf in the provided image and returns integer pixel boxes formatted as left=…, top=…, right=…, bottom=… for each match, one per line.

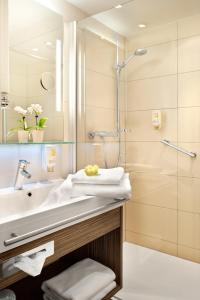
left=0, top=141, right=75, bottom=145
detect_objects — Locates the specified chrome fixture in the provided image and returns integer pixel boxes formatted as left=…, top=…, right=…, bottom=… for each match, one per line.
left=115, top=47, right=147, bottom=133
left=1, top=92, right=9, bottom=143
left=114, top=46, right=147, bottom=166
left=116, top=48, right=147, bottom=72
left=14, top=160, right=31, bottom=190
left=88, top=130, right=118, bottom=139
left=161, top=139, right=197, bottom=158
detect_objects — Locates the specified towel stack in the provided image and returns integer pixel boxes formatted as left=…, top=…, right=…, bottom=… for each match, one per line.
left=44, top=167, right=131, bottom=206
left=70, top=167, right=131, bottom=199
left=42, top=258, right=117, bottom=300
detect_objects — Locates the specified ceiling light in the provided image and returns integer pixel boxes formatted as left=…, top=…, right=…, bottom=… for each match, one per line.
left=45, top=41, right=53, bottom=47
left=138, top=23, right=147, bottom=29
left=115, top=4, right=122, bottom=9
left=32, top=48, right=39, bottom=52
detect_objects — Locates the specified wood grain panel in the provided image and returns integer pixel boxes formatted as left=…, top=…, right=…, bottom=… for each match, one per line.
left=0, top=208, right=121, bottom=290
left=9, top=228, right=123, bottom=300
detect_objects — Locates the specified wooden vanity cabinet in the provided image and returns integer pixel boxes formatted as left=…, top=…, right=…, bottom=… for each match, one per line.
left=0, top=207, right=123, bottom=300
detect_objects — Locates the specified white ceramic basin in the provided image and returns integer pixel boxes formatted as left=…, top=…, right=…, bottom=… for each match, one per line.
left=0, top=180, right=64, bottom=219
left=0, top=180, right=126, bottom=253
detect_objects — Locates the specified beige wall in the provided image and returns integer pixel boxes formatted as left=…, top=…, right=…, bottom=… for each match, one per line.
left=77, top=29, right=125, bottom=170
left=125, top=14, right=200, bottom=263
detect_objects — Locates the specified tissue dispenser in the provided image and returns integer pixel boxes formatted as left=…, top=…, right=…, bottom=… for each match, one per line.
left=0, top=241, right=54, bottom=278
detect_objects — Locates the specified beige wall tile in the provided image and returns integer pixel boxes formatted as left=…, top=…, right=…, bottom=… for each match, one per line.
left=127, top=41, right=177, bottom=81
left=77, top=142, right=124, bottom=169
left=85, top=70, right=115, bottom=109
left=85, top=107, right=125, bottom=142
left=178, top=14, right=200, bottom=39
left=85, top=106, right=115, bottom=138
left=127, top=75, right=177, bottom=111
left=178, top=107, right=200, bottom=142
left=10, top=74, right=27, bottom=98
left=126, top=202, right=177, bottom=243
left=85, top=76, right=125, bottom=112
left=130, top=172, right=177, bottom=209
left=85, top=30, right=115, bottom=77
left=8, top=95, right=27, bottom=108
left=127, top=22, right=177, bottom=51
left=178, top=245, right=200, bottom=263
left=10, top=51, right=27, bottom=76
left=178, top=143, right=200, bottom=178
left=178, top=177, right=200, bottom=214
left=126, top=230, right=177, bottom=257
left=179, top=35, right=200, bottom=73
left=76, top=142, right=105, bottom=168
left=126, top=109, right=177, bottom=142
left=126, top=142, right=177, bottom=175
left=178, top=71, right=200, bottom=107
left=178, top=211, right=200, bottom=249
left=98, top=142, right=125, bottom=168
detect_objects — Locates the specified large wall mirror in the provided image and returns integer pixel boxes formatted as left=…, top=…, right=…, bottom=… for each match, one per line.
left=5, top=0, right=64, bottom=143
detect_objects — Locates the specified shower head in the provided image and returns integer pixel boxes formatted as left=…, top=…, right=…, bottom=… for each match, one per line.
left=134, top=48, right=147, bottom=56
left=117, top=47, right=147, bottom=71
left=124, top=48, right=147, bottom=66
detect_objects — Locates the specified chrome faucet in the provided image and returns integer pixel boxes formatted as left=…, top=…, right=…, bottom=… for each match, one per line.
left=14, top=160, right=31, bottom=190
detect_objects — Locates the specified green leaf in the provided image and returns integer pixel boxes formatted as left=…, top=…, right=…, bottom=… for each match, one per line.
left=38, top=117, right=48, bottom=129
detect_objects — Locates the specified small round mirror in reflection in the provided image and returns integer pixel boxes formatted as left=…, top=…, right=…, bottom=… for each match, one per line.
left=40, top=72, right=55, bottom=91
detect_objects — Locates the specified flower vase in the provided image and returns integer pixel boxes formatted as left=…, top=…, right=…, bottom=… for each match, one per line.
left=32, top=130, right=44, bottom=143
left=18, top=130, right=29, bottom=143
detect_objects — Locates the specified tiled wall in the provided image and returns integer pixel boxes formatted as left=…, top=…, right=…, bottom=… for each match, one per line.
left=125, top=14, right=200, bottom=262
left=77, top=29, right=125, bottom=169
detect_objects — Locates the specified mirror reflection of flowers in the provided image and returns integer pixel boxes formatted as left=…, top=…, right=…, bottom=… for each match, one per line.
left=27, top=104, right=48, bottom=130
left=9, top=104, right=48, bottom=143
left=8, top=106, right=31, bottom=143
left=10, top=106, right=30, bottom=132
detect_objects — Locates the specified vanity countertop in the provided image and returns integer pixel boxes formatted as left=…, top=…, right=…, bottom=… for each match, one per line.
left=0, top=192, right=127, bottom=253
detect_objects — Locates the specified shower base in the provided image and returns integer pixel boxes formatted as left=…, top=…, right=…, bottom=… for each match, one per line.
left=116, top=242, right=200, bottom=300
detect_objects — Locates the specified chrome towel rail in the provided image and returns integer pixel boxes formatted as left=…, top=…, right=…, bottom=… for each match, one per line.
left=161, top=139, right=197, bottom=158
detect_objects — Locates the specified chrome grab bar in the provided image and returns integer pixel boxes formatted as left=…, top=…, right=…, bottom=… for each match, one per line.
left=161, top=139, right=197, bottom=158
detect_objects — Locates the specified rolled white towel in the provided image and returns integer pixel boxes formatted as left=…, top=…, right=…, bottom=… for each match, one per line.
left=71, top=167, right=124, bottom=185
left=43, top=281, right=117, bottom=300
left=41, top=258, right=116, bottom=300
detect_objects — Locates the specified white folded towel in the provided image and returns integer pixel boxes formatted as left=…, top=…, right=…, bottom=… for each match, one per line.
left=71, top=167, right=124, bottom=185
left=14, top=250, right=48, bottom=277
left=43, top=281, right=117, bottom=300
left=42, top=258, right=116, bottom=300
left=44, top=173, right=131, bottom=205
left=71, top=174, right=131, bottom=199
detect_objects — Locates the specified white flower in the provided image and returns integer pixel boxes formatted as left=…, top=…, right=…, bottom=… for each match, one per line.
left=29, top=104, right=43, bottom=115
left=14, top=106, right=27, bottom=115
left=27, top=106, right=34, bottom=114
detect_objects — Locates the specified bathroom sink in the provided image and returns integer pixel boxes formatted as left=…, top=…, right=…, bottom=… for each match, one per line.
left=0, top=179, right=64, bottom=219
left=0, top=180, right=126, bottom=253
